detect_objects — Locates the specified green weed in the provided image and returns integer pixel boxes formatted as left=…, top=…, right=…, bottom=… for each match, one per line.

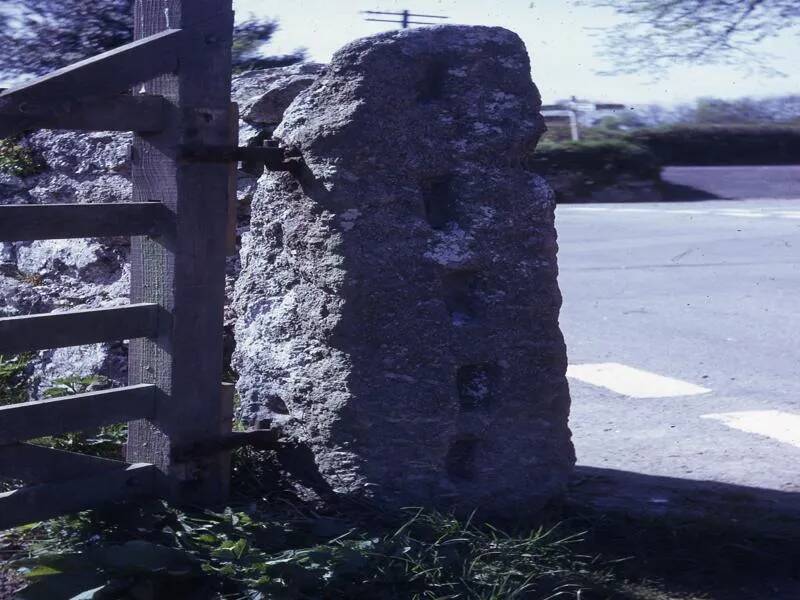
left=32, top=375, right=127, bottom=460
left=0, top=353, right=32, bottom=406
left=4, top=501, right=666, bottom=600
left=0, top=138, right=43, bottom=177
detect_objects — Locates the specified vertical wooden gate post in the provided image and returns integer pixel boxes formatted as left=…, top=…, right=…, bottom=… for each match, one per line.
left=127, top=0, right=235, bottom=504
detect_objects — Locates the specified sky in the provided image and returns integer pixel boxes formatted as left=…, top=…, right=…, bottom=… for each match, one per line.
left=236, top=0, right=799, bottom=106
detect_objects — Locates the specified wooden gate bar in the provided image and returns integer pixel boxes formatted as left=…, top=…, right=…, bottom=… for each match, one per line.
left=0, top=95, right=170, bottom=138
left=0, top=29, right=184, bottom=106
left=0, top=203, right=169, bottom=242
left=127, top=0, right=234, bottom=504
left=0, top=463, right=157, bottom=530
left=0, top=443, right=127, bottom=485
left=0, top=384, right=157, bottom=445
left=0, top=303, right=159, bottom=354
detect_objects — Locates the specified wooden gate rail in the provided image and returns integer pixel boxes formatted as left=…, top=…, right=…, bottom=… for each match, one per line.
left=0, top=304, right=159, bottom=354
left=2, top=443, right=135, bottom=485
left=0, top=0, right=246, bottom=530
left=0, top=385, right=157, bottom=445
left=0, top=29, right=183, bottom=107
left=0, top=202, right=170, bottom=241
left=0, top=464, right=157, bottom=531
left=0, top=95, right=170, bottom=139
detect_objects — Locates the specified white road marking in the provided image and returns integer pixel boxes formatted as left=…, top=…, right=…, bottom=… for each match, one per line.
left=562, top=207, right=612, bottom=212
left=559, top=205, right=800, bottom=221
left=701, top=410, right=800, bottom=449
left=715, top=210, right=766, bottom=218
left=567, top=362, right=712, bottom=398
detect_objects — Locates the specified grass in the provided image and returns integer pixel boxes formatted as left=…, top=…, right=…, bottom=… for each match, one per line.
left=2, top=493, right=703, bottom=600
left=4, top=457, right=795, bottom=599
left=1, top=442, right=738, bottom=600
left=0, top=418, right=699, bottom=599
left=5, top=437, right=798, bottom=600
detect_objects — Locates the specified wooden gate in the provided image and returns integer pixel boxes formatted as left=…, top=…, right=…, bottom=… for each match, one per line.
left=0, top=0, right=277, bottom=529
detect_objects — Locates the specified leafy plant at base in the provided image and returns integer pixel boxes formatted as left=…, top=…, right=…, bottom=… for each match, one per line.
left=0, top=353, right=33, bottom=406
left=42, top=374, right=110, bottom=399
left=32, top=375, right=127, bottom=460
left=0, top=138, right=43, bottom=177
left=6, top=502, right=631, bottom=600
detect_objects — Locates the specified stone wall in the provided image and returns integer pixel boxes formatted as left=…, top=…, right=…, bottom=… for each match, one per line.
left=234, top=25, right=574, bottom=515
left=0, top=65, right=320, bottom=397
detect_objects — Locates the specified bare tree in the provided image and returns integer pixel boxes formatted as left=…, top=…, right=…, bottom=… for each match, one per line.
left=580, top=0, right=799, bottom=74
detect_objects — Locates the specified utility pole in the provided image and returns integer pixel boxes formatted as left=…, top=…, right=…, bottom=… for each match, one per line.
left=362, top=9, right=449, bottom=29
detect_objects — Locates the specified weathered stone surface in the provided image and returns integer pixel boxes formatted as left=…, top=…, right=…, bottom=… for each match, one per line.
left=0, top=172, right=26, bottom=196
left=234, top=63, right=325, bottom=126
left=234, top=26, right=574, bottom=514
left=24, top=130, right=131, bottom=175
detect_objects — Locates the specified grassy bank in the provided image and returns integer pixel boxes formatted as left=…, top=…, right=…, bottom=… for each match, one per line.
left=2, top=363, right=798, bottom=599
left=0, top=479, right=700, bottom=599
left=3, top=440, right=799, bottom=599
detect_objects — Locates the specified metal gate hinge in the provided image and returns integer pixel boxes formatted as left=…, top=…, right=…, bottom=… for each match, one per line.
left=178, top=144, right=302, bottom=173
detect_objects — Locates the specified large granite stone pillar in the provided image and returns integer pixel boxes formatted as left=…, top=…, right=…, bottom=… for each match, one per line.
left=233, top=25, right=574, bottom=514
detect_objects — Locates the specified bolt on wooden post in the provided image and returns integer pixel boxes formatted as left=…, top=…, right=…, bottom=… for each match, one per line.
left=127, top=0, right=235, bottom=504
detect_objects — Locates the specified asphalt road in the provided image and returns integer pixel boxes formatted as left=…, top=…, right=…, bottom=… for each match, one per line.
left=662, top=165, right=800, bottom=200
left=556, top=198, right=800, bottom=493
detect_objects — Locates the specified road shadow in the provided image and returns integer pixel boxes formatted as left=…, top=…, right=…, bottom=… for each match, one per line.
left=660, top=165, right=800, bottom=201
left=564, top=466, right=800, bottom=599
left=658, top=180, right=726, bottom=201
left=568, top=465, right=800, bottom=523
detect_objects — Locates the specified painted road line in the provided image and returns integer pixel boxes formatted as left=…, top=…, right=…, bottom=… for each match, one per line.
left=566, top=362, right=712, bottom=398
left=715, top=210, right=766, bottom=218
left=561, top=207, right=612, bottom=212
left=776, top=212, right=800, bottom=219
left=701, top=410, right=800, bottom=449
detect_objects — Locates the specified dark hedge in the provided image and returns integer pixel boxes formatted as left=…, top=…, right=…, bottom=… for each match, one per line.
left=629, top=125, right=800, bottom=166
left=527, top=139, right=662, bottom=182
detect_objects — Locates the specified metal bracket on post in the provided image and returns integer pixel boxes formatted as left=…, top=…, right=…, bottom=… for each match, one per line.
left=178, top=144, right=303, bottom=173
